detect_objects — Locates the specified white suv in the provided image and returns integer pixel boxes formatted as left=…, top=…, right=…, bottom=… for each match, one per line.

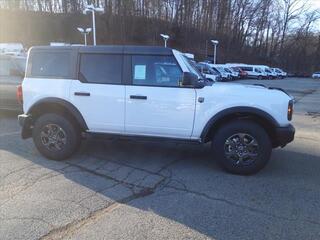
left=18, top=46, right=295, bottom=175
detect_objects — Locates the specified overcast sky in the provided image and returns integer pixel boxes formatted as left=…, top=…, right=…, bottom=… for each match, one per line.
left=311, top=0, right=320, bottom=9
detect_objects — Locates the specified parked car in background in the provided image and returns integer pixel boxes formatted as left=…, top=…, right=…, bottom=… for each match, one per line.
left=196, top=63, right=221, bottom=82
left=0, top=43, right=25, bottom=56
left=0, top=54, right=26, bottom=111
left=254, top=65, right=275, bottom=79
left=273, top=68, right=287, bottom=79
left=237, top=65, right=266, bottom=80
left=229, top=66, right=248, bottom=79
left=265, top=68, right=278, bottom=79
left=271, top=68, right=280, bottom=78
left=209, top=64, right=233, bottom=81
left=312, top=72, right=320, bottom=79
left=225, top=67, right=240, bottom=80
left=226, top=64, right=249, bottom=79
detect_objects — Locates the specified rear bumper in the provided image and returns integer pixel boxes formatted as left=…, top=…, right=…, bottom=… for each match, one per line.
left=18, top=114, right=33, bottom=139
left=274, top=124, right=295, bottom=147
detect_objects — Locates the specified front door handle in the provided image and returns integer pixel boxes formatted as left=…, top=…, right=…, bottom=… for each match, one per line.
left=74, top=92, right=90, bottom=97
left=130, top=95, right=147, bottom=100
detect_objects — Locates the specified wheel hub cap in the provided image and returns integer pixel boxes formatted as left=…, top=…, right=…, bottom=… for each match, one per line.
left=40, top=124, right=67, bottom=152
left=224, top=133, right=259, bottom=166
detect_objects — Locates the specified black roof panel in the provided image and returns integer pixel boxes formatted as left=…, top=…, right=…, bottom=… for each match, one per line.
left=31, top=45, right=173, bottom=55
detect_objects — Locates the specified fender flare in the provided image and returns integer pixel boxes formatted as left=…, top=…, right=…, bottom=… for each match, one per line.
left=200, top=106, right=279, bottom=142
left=27, top=97, right=88, bottom=130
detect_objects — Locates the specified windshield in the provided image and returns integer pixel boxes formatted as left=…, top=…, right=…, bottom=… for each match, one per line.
left=216, top=67, right=225, bottom=73
left=255, top=68, right=262, bottom=73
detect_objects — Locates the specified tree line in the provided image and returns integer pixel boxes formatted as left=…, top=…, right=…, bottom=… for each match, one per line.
left=0, top=0, right=320, bottom=74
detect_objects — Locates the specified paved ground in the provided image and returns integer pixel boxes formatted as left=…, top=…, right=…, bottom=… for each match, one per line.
left=0, top=78, right=320, bottom=240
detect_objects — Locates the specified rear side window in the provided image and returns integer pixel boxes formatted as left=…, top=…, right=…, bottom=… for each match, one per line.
left=79, top=54, right=122, bottom=84
left=29, top=51, right=72, bottom=78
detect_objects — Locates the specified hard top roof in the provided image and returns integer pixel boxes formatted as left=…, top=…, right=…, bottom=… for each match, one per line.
left=30, top=45, right=173, bottom=55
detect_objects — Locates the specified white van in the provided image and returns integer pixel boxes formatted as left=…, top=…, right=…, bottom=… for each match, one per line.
left=255, top=65, right=277, bottom=79
left=236, top=65, right=266, bottom=80
left=272, top=68, right=287, bottom=79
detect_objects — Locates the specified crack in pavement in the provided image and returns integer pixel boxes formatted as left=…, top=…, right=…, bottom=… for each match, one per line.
left=35, top=154, right=177, bottom=240
left=39, top=180, right=164, bottom=240
left=0, top=165, right=71, bottom=208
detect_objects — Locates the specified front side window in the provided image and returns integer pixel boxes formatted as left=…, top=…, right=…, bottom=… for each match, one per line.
left=132, top=55, right=182, bottom=87
left=79, top=54, right=122, bottom=84
left=30, top=52, right=72, bottom=78
left=241, top=67, right=251, bottom=71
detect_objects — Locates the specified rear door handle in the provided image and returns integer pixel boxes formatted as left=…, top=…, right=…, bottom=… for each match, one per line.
left=130, top=95, right=147, bottom=100
left=74, top=92, right=90, bottom=96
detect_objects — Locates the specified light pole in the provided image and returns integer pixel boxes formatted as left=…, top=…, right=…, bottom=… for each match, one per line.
left=83, top=4, right=104, bottom=46
left=77, top=27, right=92, bottom=46
left=160, top=34, right=170, bottom=48
left=211, top=40, right=219, bottom=64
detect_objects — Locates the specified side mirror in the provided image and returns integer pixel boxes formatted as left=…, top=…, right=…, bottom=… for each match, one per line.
left=180, top=72, right=199, bottom=87
left=10, top=68, right=24, bottom=77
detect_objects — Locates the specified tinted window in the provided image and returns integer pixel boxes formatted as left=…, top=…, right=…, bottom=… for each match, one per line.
left=241, top=67, right=253, bottom=71
left=30, top=52, right=72, bottom=78
left=132, top=55, right=182, bottom=87
left=79, top=54, right=122, bottom=84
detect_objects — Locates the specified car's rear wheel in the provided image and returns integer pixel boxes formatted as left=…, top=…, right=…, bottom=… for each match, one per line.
left=32, top=113, right=81, bottom=160
left=212, top=120, right=272, bottom=175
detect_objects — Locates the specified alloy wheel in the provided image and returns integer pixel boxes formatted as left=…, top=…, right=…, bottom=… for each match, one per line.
left=40, top=124, right=67, bottom=152
left=224, top=133, right=259, bottom=166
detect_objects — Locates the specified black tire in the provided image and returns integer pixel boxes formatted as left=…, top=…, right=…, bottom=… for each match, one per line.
left=212, top=120, right=272, bottom=175
left=32, top=113, right=81, bottom=160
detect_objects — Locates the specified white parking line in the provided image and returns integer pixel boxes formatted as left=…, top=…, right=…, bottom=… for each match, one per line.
left=0, top=131, right=20, bottom=137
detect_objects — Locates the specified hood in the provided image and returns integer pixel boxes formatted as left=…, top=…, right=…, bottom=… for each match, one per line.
left=214, top=82, right=290, bottom=95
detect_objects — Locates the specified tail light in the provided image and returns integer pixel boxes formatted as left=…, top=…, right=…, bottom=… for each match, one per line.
left=288, top=100, right=294, bottom=121
left=17, top=85, right=23, bottom=104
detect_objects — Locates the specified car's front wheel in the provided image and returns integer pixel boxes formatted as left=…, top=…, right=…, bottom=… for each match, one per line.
left=32, top=113, right=81, bottom=160
left=212, top=120, right=272, bottom=175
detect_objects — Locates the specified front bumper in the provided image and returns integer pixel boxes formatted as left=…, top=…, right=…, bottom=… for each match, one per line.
left=274, top=124, right=295, bottom=147
left=18, top=114, right=33, bottom=139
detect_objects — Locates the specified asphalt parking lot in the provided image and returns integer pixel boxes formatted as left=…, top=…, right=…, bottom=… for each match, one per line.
left=1, top=78, right=320, bottom=240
